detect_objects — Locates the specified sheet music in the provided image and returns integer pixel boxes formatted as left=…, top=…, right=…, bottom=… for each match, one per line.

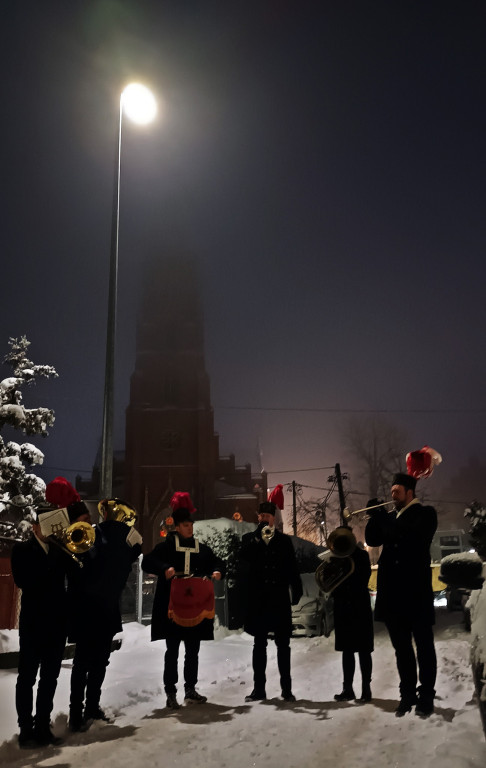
left=38, top=508, right=70, bottom=537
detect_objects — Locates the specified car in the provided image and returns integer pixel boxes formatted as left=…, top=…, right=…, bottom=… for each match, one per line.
left=292, top=573, right=334, bottom=637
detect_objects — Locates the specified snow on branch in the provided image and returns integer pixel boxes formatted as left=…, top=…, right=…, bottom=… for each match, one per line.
left=0, top=337, right=58, bottom=545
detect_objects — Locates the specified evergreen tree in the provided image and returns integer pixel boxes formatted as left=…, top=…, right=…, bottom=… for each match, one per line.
left=0, top=336, right=58, bottom=544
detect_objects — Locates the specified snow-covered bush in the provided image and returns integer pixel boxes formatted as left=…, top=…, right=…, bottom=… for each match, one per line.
left=0, top=336, right=58, bottom=545
left=465, top=501, right=486, bottom=561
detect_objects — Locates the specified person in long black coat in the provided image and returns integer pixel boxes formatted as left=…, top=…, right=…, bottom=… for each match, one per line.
left=11, top=514, right=74, bottom=748
left=331, top=542, right=374, bottom=703
left=365, top=473, right=438, bottom=717
left=67, top=501, right=141, bottom=730
left=142, top=505, right=224, bottom=709
left=238, top=501, right=303, bottom=702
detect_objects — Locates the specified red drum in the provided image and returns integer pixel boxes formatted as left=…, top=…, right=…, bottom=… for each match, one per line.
left=168, top=577, right=215, bottom=627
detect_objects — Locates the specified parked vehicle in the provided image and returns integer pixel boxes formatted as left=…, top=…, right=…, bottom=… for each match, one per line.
left=292, top=573, right=334, bottom=637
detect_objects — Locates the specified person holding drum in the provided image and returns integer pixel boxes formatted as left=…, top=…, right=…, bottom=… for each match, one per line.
left=142, top=493, right=224, bottom=710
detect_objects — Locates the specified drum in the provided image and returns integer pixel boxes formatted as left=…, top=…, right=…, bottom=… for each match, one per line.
left=168, top=577, right=215, bottom=627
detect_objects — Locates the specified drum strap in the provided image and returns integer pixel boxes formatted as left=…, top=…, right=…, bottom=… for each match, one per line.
left=175, top=535, right=200, bottom=574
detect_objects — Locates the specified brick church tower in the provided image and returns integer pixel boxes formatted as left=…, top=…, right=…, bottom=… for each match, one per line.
left=124, top=256, right=219, bottom=550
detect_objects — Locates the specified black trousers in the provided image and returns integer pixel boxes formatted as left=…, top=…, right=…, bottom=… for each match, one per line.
left=342, top=649, right=372, bottom=688
left=252, top=632, right=292, bottom=692
left=16, top=629, right=66, bottom=731
left=163, top=636, right=201, bottom=693
left=385, top=617, right=436, bottom=702
left=70, top=629, right=114, bottom=717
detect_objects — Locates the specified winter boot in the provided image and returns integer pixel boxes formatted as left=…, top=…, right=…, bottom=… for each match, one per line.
left=415, top=696, right=434, bottom=717
left=356, top=683, right=372, bottom=703
left=282, top=690, right=296, bottom=702
left=166, top=693, right=180, bottom=709
left=18, top=728, right=36, bottom=749
left=334, top=686, right=355, bottom=702
left=245, top=688, right=267, bottom=702
left=184, top=687, right=207, bottom=703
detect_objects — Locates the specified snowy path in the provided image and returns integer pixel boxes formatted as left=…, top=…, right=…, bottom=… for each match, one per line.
left=0, top=610, right=485, bottom=768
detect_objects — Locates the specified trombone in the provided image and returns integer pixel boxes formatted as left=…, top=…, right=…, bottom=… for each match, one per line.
left=342, top=500, right=395, bottom=521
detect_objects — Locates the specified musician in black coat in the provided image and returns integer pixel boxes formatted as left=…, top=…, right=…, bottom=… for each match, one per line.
left=365, top=474, right=438, bottom=717
left=142, top=504, right=224, bottom=709
left=67, top=500, right=141, bottom=730
left=332, top=542, right=374, bottom=703
left=238, top=501, right=303, bottom=702
left=11, top=514, right=73, bottom=748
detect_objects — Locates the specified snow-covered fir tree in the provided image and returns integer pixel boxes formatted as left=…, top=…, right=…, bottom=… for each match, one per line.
left=0, top=336, right=58, bottom=544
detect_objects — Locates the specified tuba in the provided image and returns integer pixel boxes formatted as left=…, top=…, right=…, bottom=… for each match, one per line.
left=98, top=498, right=137, bottom=526
left=315, top=526, right=357, bottom=594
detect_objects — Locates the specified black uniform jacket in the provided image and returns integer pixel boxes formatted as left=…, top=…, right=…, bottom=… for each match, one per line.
left=365, top=500, right=437, bottom=624
left=238, top=526, right=303, bottom=637
left=332, top=546, right=373, bottom=652
left=142, top=531, right=225, bottom=641
left=67, top=519, right=141, bottom=641
left=11, top=535, right=71, bottom=637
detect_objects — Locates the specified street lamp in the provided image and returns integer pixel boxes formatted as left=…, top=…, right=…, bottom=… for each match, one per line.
left=100, top=83, right=157, bottom=499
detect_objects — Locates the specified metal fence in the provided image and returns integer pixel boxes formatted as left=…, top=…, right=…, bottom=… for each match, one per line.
left=120, top=556, right=230, bottom=627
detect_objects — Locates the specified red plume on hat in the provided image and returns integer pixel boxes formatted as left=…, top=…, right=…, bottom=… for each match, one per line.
left=45, top=476, right=80, bottom=508
left=170, top=492, right=196, bottom=514
left=406, top=446, right=442, bottom=480
left=268, top=484, right=284, bottom=510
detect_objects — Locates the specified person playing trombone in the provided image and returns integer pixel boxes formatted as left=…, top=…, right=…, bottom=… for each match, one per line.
left=365, top=474, right=438, bottom=717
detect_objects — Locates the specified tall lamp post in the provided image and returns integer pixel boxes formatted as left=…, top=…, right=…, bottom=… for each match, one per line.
left=100, top=83, right=157, bottom=499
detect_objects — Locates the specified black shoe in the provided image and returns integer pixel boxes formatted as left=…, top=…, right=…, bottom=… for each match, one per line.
left=356, top=684, right=372, bottom=703
left=245, top=688, right=267, bottom=702
left=69, top=715, right=90, bottom=733
left=395, top=698, right=415, bottom=717
left=18, top=729, right=36, bottom=749
left=166, top=693, right=180, bottom=709
left=84, top=706, right=113, bottom=723
left=34, top=727, right=63, bottom=746
left=334, top=687, right=355, bottom=702
left=184, top=688, right=207, bottom=703
left=282, top=690, right=296, bottom=702
left=415, top=698, right=434, bottom=717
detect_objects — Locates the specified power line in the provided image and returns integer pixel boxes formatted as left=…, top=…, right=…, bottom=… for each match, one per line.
left=266, top=466, right=334, bottom=474
left=215, top=405, right=486, bottom=414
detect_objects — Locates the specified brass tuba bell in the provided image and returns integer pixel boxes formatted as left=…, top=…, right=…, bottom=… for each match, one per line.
left=98, top=498, right=137, bottom=526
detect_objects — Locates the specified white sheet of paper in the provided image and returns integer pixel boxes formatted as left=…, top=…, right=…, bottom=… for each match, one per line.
left=126, top=527, right=143, bottom=547
left=38, top=508, right=70, bottom=537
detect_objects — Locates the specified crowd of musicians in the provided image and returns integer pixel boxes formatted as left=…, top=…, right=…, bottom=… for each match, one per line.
left=11, top=471, right=438, bottom=749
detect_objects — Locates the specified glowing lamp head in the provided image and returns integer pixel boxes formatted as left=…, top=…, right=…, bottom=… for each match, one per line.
left=121, top=83, right=157, bottom=125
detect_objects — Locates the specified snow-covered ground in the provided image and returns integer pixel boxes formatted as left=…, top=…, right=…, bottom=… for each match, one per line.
left=0, top=609, right=485, bottom=768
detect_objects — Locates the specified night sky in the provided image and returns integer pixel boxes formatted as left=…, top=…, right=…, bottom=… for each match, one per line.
left=2, top=1, right=486, bottom=522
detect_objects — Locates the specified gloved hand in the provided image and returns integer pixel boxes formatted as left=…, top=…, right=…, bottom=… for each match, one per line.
left=366, top=498, right=384, bottom=518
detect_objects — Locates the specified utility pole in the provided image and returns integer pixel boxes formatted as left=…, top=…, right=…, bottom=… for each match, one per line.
left=292, top=480, right=297, bottom=536
left=334, top=463, right=348, bottom=526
